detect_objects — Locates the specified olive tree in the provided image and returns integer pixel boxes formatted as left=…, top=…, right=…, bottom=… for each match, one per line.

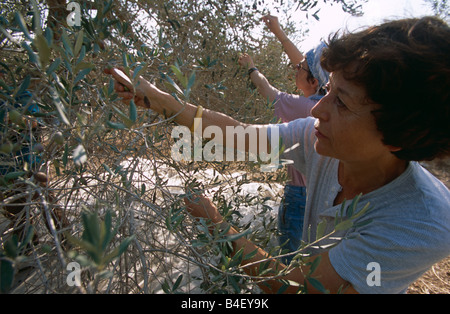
left=0, top=0, right=366, bottom=294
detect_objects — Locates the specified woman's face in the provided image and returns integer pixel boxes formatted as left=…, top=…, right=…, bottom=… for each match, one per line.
left=295, top=58, right=317, bottom=97
left=311, top=71, right=395, bottom=163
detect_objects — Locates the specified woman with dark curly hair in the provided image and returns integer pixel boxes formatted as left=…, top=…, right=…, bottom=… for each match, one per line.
left=106, top=16, right=450, bottom=294
left=320, top=17, right=450, bottom=161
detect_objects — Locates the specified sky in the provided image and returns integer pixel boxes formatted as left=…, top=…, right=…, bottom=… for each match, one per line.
left=293, top=0, right=436, bottom=50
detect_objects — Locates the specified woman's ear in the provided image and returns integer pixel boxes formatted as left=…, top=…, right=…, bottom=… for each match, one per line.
left=310, top=77, right=319, bottom=92
left=387, top=145, right=402, bottom=152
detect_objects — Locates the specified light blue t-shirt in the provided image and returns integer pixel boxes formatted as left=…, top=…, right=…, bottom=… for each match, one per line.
left=268, top=117, right=450, bottom=294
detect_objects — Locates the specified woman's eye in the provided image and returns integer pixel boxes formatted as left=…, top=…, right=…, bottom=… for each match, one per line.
left=336, top=96, right=347, bottom=109
left=325, top=83, right=348, bottom=109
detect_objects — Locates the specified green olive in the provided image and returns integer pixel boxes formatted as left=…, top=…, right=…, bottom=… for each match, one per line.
left=9, top=109, right=25, bottom=126
left=53, top=131, right=65, bottom=145
left=0, top=142, right=13, bottom=154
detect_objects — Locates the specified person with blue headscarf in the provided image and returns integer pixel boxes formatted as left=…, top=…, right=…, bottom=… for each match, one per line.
left=239, top=15, right=330, bottom=262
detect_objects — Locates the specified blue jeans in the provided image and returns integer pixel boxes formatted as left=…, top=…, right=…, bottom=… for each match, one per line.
left=278, top=185, right=307, bottom=263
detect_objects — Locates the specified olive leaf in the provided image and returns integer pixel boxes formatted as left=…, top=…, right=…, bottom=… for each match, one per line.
left=67, top=210, right=135, bottom=271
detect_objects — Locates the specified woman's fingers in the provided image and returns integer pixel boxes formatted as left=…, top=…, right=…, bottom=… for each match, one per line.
left=104, top=67, right=134, bottom=92
left=238, top=53, right=252, bottom=67
left=116, top=91, right=135, bottom=100
left=184, top=194, right=221, bottom=222
left=111, top=68, right=134, bottom=91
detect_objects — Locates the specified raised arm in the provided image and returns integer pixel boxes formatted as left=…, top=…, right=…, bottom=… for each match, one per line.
left=261, top=15, right=304, bottom=65
left=238, top=53, right=279, bottom=104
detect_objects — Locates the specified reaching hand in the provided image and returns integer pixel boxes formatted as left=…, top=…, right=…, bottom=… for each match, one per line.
left=184, top=194, right=223, bottom=224
left=238, top=53, right=255, bottom=69
left=261, top=14, right=282, bottom=35
left=104, top=67, right=153, bottom=109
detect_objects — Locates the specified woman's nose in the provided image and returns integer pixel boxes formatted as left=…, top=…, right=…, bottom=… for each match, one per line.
left=311, top=95, right=330, bottom=121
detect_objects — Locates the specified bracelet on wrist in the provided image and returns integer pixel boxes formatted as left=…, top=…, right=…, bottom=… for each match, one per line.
left=190, top=105, right=203, bottom=133
left=248, top=67, right=258, bottom=76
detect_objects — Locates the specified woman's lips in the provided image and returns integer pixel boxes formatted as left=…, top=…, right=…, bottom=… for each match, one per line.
left=313, top=120, right=328, bottom=139
left=314, top=128, right=327, bottom=139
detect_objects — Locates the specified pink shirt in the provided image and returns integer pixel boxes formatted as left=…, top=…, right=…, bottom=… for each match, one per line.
left=274, top=92, right=318, bottom=187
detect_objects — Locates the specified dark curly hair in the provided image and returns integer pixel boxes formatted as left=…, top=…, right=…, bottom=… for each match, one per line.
left=321, top=17, right=450, bottom=161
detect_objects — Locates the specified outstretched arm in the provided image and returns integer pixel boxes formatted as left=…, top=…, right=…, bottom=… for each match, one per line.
left=104, top=67, right=270, bottom=153
left=238, top=53, right=279, bottom=104
left=184, top=194, right=357, bottom=294
left=261, top=15, right=304, bottom=65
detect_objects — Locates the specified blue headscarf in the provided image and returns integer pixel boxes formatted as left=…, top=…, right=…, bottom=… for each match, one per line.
left=305, top=41, right=330, bottom=91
